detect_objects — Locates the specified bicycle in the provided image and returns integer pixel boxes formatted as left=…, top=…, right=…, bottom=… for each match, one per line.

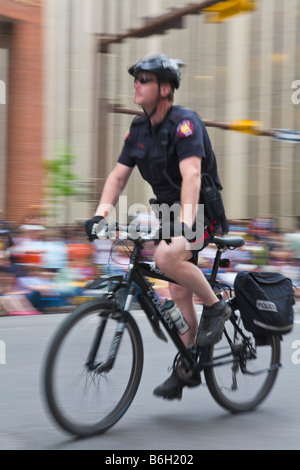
left=43, top=224, right=281, bottom=437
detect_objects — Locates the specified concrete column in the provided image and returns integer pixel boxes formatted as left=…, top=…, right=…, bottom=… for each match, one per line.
left=279, top=0, right=298, bottom=229
left=224, top=15, right=250, bottom=219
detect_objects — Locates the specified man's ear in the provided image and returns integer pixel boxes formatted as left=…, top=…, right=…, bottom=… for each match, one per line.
left=160, top=83, right=171, bottom=99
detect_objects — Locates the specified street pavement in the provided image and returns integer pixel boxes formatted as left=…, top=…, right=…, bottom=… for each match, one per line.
left=0, top=303, right=299, bottom=450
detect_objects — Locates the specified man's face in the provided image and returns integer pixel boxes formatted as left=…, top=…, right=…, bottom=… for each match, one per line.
left=133, top=72, right=159, bottom=107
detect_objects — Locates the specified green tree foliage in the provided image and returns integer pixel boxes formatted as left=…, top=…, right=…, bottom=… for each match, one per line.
left=44, top=145, right=80, bottom=222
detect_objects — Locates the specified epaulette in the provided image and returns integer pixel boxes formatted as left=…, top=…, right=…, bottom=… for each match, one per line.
left=171, top=105, right=200, bottom=120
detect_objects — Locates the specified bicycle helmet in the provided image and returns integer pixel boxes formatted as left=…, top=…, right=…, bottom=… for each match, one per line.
left=128, top=54, right=184, bottom=90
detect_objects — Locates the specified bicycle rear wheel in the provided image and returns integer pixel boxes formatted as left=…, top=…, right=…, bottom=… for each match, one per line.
left=204, top=313, right=281, bottom=413
left=43, top=300, right=143, bottom=436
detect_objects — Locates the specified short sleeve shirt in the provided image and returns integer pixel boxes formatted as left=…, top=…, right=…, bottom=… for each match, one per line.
left=118, top=105, right=222, bottom=205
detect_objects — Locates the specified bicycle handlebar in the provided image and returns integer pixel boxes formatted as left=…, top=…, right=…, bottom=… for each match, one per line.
left=96, top=221, right=159, bottom=243
left=95, top=221, right=245, bottom=250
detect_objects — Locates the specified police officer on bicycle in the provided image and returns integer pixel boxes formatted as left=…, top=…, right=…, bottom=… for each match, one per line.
left=85, top=54, right=231, bottom=400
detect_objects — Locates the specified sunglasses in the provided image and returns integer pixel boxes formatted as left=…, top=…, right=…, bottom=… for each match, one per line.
left=134, top=75, right=157, bottom=85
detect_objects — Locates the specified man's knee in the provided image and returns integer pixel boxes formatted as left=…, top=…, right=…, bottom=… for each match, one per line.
left=154, top=243, right=170, bottom=272
left=154, top=238, right=194, bottom=274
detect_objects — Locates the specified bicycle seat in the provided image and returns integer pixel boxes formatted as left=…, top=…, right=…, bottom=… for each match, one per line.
left=212, top=236, right=245, bottom=249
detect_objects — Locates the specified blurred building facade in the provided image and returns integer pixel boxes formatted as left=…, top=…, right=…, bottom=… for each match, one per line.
left=0, top=0, right=299, bottom=229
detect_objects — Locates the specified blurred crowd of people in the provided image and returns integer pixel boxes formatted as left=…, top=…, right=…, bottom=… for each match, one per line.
left=199, top=218, right=300, bottom=294
left=0, top=214, right=299, bottom=316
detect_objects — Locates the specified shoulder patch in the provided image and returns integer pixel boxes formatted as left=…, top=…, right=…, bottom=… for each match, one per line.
left=176, top=120, right=194, bottom=138
left=124, top=130, right=130, bottom=141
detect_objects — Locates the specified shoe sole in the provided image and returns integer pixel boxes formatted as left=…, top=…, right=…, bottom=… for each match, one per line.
left=153, top=388, right=183, bottom=400
left=153, top=377, right=201, bottom=399
left=186, top=380, right=201, bottom=388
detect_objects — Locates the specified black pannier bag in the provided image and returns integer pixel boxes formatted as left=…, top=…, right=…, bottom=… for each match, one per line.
left=234, top=271, right=294, bottom=337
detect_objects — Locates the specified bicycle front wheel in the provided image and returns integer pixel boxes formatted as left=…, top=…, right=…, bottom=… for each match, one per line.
left=204, top=314, right=281, bottom=413
left=43, top=300, right=143, bottom=437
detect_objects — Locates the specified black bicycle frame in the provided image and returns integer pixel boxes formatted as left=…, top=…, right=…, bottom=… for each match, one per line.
left=121, top=235, right=255, bottom=371
left=122, top=240, right=196, bottom=368
left=86, top=234, right=262, bottom=375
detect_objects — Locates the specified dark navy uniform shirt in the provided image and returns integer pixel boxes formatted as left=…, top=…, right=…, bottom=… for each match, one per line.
left=118, top=105, right=222, bottom=205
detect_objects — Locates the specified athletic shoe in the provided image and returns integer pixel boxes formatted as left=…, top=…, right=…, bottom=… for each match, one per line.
left=153, top=354, right=201, bottom=400
left=196, top=299, right=231, bottom=347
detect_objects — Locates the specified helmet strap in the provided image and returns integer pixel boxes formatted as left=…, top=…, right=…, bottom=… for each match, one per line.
left=143, top=77, right=168, bottom=121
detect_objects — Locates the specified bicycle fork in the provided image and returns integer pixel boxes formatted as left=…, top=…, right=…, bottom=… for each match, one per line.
left=85, top=313, right=125, bottom=374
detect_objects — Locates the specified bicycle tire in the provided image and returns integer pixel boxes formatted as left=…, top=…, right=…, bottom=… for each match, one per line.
left=204, top=316, right=281, bottom=413
left=43, top=299, right=143, bottom=437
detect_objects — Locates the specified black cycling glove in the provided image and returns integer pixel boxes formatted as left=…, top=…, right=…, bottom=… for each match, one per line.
left=84, top=215, right=105, bottom=241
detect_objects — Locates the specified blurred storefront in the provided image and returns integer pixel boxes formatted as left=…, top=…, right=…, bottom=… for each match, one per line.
left=0, top=0, right=300, bottom=230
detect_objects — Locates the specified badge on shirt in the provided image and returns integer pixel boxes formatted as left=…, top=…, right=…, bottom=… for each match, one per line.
left=176, top=120, right=194, bottom=138
left=124, top=130, right=130, bottom=141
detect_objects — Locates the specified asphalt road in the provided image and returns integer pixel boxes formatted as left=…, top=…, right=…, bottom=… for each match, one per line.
left=0, top=304, right=299, bottom=451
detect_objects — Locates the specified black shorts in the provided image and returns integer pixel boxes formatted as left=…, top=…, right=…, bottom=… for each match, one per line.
left=188, top=219, right=219, bottom=265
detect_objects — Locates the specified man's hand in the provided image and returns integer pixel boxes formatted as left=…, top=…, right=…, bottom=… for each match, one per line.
left=84, top=215, right=105, bottom=241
